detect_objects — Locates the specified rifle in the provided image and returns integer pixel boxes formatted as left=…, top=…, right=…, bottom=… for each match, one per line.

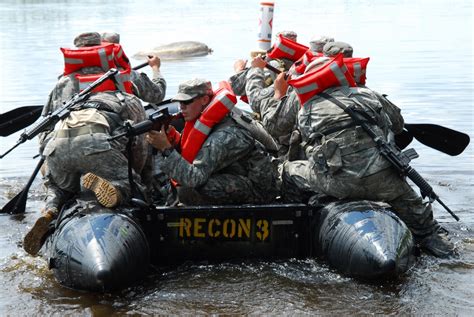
left=108, top=105, right=183, bottom=141
left=0, top=68, right=119, bottom=159
left=319, top=92, right=459, bottom=221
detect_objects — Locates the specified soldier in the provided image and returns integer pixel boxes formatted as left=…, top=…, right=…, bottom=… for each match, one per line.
left=145, top=78, right=279, bottom=205
left=281, top=57, right=455, bottom=258
left=23, top=32, right=148, bottom=256
left=101, top=32, right=167, bottom=104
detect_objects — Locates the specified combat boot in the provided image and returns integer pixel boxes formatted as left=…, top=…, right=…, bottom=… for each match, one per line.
left=82, top=172, right=121, bottom=208
left=419, top=227, right=456, bottom=258
left=23, top=208, right=57, bottom=256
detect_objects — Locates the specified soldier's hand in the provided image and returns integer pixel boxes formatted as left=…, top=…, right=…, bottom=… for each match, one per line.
left=234, top=59, right=247, bottom=73
left=145, top=127, right=171, bottom=151
left=250, top=56, right=266, bottom=69
left=274, top=73, right=289, bottom=100
left=148, top=56, right=161, bottom=69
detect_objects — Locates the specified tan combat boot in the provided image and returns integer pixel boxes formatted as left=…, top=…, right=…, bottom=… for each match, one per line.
left=82, top=172, right=121, bottom=208
left=23, top=208, right=57, bottom=256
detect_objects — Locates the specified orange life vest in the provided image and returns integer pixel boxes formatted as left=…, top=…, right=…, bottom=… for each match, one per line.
left=180, top=84, right=238, bottom=163
left=76, top=68, right=133, bottom=94
left=109, top=43, right=132, bottom=72
left=288, top=54, right=357, bottom=106
left=61, top=43, right=115, bottom=76
left=343, top=57, right=370, bottom=85
left=293, top=50, right=324, bottom=75
left=267, top=34, right=309, bottom=62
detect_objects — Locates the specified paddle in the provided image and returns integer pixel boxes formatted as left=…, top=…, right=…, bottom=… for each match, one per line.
left=1, top=157, right=45, bottom=214
left=0, top=60, right=151, bottom=137
left=403, top=123, right=470, bottom=156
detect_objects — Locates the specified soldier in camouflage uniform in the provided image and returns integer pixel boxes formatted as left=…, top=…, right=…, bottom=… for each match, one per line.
left=282, top=83, right=455, bottom=258
left=228, top=31, right=298, bottom=98
left=24, top=32, right=149, bottom=256
left=245, top=57, right=301, bottom=159
left=146, top=79, right=279, bottom=205
left=101, top=32, right=167, bottom=104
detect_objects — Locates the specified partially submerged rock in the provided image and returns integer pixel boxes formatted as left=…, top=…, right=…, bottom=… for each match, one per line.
left=134, top=41, right=213, bottom=60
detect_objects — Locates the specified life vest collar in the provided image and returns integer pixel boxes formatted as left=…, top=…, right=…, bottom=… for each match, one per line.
left=267, top=34, right=308, bottom=62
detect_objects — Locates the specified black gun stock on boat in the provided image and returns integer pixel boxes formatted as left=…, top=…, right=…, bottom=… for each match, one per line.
left=320, top=92, right=460, bottom=221
left=108, top=105, right=183, bottom=141
left=0, top=68, right=119, bottom=159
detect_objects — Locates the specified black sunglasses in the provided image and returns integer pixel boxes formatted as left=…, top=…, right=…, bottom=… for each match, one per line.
left=180, top=96, right=199, bottom=106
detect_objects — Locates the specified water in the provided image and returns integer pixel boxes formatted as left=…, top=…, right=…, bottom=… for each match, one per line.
left=0, top=0, right=473, bottom=315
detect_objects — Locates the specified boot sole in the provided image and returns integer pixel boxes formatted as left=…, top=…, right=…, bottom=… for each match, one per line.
left=82, top=173, right=120, bottom=208
left=23, top=216, right=51, bottom=256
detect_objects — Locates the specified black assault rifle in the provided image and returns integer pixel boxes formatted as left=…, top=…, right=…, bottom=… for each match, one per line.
left=108, top=105, right=183, bottom=141
left=319, top=92, right=460, bottom=221
left=0, top=68, right=119, bottom=159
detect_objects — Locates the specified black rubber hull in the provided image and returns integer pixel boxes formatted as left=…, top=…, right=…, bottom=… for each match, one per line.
left=46, top=208, right=150, bottom=292
left=314, top=200, right=415, bottom=279
left=45, top=200, right=415, bottom=291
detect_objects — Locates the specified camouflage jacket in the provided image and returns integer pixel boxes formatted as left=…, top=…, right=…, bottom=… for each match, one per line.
left=298, top=86, right=404, bottom=178
left=245, top=68, right=300, bottom=142
left=130, top=69, right=166, bottom=104
left=157, top=116, right=278, bottom=200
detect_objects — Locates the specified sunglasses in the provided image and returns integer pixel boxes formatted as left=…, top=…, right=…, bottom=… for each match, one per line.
left=180, top=96, right=199, bottom=106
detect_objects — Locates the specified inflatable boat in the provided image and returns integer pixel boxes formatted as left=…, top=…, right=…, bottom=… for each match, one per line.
left=44, top=197, right=415, bottom=292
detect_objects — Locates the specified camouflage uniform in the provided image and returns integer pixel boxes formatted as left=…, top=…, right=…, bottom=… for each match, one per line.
left=41, top=71, right=149, bottom=211
left=157, top=116, right=279, bottom=205
left=282, top=86, right=441, bottom=240
left=130, top=68, right=166, bottom=104
left=245, top=68, right=301, bottom=158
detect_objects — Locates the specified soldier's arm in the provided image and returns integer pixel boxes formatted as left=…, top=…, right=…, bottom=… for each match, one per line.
left=158, top=126, right=253, bottom=188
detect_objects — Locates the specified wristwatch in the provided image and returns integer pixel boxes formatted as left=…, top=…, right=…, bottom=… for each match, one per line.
left=161, top=147, right=174, bottom=158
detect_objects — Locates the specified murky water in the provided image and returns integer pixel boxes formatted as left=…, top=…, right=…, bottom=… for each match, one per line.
left=0, top=0, right=473, bottom=315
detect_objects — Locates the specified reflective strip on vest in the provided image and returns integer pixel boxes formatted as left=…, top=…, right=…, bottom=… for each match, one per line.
left=294, top=82, right=318, bottom=95
left=352, top=62, right=362, bottom=83
left=64, top=58, right=83, bottom=64
left=194, top=119, right=212, bottom=135
left=330, top=62, right=350, bottom=86
left=98, top=48, right=111, bottom=71
left=218, top=94, right=235, bottom=111
left=276, top=40, right=296, bottom=56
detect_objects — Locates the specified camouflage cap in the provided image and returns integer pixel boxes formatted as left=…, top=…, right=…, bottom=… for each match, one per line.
left=276, top=30, right=298, bottom=41
left=309, top=36, right=335, bottom=53
left=323, top=41, right=353, bottom=57
left=101, top=32, right=120, bottom=44
left=73, top=32, right=101, bottom=47
left=172, top=78, right=213, bottom=102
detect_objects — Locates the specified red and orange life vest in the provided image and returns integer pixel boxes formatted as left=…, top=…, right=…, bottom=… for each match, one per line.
left=343, top=57, right=370, bottom=85
left=61, top=43, right=133, bottom=94
left=293, top=50, right=324, bottom=75
left=288, top=54, right=357, bottom=106
left=180, top=83, right=238, bottom=163
left=267, top=34, right=309, bottom=62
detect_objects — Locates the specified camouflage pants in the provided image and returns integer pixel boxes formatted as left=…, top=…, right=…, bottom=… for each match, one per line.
left=176, top=173, right=264, bottom=205
left=44, top=132, right=145, bottom=205
left=282, top=160, right=439, bottom=238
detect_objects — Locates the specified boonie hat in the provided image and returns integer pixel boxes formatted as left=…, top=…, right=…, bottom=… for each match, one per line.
left=172, top=78, right=213, bottom=102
